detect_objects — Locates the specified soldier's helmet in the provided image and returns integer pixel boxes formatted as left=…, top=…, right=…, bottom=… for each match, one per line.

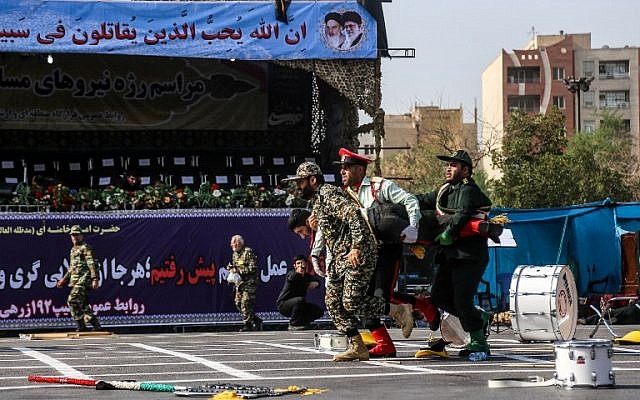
left=69, top=225, right=82, bottom=235
left=281, top=161, right=322, bottom=183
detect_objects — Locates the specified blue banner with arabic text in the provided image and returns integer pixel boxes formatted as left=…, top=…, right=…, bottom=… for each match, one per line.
left=0, top=1, right=377, bottom=60
left=0, top=209, right=325, bottom=329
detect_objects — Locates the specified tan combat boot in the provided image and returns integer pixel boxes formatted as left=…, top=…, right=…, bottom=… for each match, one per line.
left=388, top=303, right=414, bottom=338
left=333, top=335, right=370, bottom=362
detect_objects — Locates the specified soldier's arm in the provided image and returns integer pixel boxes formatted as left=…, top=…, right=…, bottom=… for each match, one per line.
left=446, top=185, right=479, bottom=236
left=83, top=246, right=99, bottom=281
left=61, top=250, right=73, bottom=282
left=310, top=229, right=325, bottom=258
left=340, top=198, right=370, bottom=250
left=380, top=180, right=422, bottom=227
left=62, top=266, right=71, bottom=282
left=240, top=248, right=258, bottom=275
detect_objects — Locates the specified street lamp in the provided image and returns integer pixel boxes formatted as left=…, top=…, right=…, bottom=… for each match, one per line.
left=563, top=76, right=594, bottom=133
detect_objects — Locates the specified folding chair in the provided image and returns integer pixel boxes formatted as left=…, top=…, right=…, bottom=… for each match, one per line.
left=588, top=296, right=639, bottom=338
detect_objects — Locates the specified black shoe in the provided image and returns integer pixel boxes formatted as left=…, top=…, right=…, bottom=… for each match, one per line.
left=253, top=316, right=263, bottom=331
left=239, top=324, right=254, bottom=332
left=89, top=317, right=102, bottom=331
left=75, top=320, right=89, bottom=332
left=428, top=309, right=441, bottom=332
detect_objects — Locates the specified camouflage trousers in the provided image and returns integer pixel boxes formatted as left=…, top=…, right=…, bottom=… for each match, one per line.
left=325, top=252, right=386, bottom=335
left=234, top=280, right=257, bottom=325
left=67, top=284, right=95, bottom=323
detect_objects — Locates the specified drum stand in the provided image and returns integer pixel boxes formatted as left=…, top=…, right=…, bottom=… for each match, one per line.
left=588, top=296, right=639, bottom=338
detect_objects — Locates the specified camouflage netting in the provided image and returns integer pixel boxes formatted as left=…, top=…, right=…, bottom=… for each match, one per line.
left=275, top=59, right=380, bottom=117
left=276, top=59, right=382, bottom=163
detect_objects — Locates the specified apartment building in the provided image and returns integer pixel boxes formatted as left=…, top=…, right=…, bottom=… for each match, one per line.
left=574, top=46, right=639, bottom=137
left=369, top=106, right=477, bottom=159
left=481, top=32, right=639, bottom=178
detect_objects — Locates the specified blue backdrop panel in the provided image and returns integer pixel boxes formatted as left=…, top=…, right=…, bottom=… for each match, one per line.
left=0, top=209, right=323, bottom=329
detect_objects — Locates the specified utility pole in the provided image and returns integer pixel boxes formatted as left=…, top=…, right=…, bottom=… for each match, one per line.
left=562, top=76, right=594, bottom=133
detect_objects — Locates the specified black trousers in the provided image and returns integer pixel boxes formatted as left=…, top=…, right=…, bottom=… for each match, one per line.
left=363, top=243, right=403, bottom=330
left=277, top=297, right=324, bottom=327
left=430, top=258, right=487, bottom=333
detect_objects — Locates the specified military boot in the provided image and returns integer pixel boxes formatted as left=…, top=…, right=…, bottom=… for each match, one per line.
left=333, top=335, right=369, bottom=362
left=75, top=319, right=89, bottom=332
left=239, top=321, right=254, bottom=332
left=253, top=316, right=263, bottom=331
left=89, top=316, right=102, bottom=331
left=458, top=329, right=490, bottom=358
left=478, top=307, right=491, bottom=338
left=414, top=297, right=441, bottom=332
left=388, top=303, right=414, bottom=338
left=368, top=326, right=396, bottom=358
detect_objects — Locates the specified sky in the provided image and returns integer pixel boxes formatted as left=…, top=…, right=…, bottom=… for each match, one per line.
left=380, top=0, right=640, bottom=122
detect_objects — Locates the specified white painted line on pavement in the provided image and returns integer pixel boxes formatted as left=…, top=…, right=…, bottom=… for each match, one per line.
left=492, top=352, right=554, bottom=364
left=128, top=342, right=259, bottom=379
left=244, top=340, right=442, bottom=373
left=13, top=347, right=91, bottom=379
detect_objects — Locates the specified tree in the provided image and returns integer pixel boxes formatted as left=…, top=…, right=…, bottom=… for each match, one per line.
left=563, top=110, right=638, bottom=203
left=491, top=108, right=638, bottom=208
left=490, top=108, right=567, bottom=208
left=381, top=142, right=444, bottom=194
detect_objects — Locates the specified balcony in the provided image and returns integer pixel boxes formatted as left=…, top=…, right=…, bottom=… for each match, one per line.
left=599, top=101, right=629, bottom=109
left=598, top=72, right=630, bottom=80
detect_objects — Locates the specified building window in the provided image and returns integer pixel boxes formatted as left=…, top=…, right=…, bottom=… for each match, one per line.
left=599, top=91, right=629, bottom=108
left=582, top=120, right=596, bottom=133
left=508, top=95, right=540, bottom=113
left=600, top=119, right=631, bottom=133
left=583, top=61, right=594, bottom=77
left=582, top=91, right=595, bottom=108
left=553, top=67, right=565, bottom=80
left=599, top=61, right=630, bottom=79
left=363, top=145, right=375, bottom=156
left=553, top=96, right=565, bottom=109
left=507, top=67, right=541, bottom=84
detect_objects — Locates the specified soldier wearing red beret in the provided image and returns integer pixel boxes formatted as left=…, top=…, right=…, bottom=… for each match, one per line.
left=333, top=148, right=441, bottom=358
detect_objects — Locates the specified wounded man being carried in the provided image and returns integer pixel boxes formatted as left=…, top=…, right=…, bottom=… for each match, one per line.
left=366, top=201, right=505, bottom=246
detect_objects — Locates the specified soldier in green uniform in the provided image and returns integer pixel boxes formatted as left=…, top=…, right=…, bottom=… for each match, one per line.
left=417, top=150, right=492, bottom=359
left=229, top=235, right=263, bottom=332
left=283, top=162, right=413, bottom=362
left=56, top=225, right=101, bottom=332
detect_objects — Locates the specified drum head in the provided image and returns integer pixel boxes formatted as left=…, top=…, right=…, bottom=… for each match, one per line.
left=554, top=266, right=578, bottom=340
left=440, top=313, right=469, bottom=346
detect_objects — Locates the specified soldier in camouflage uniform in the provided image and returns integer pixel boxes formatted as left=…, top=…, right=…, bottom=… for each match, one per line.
left=282, top=162, right=413, bottom=361
left=56, top=225, right=101, bottom=332
left=229, top=235, right=263, bottom=332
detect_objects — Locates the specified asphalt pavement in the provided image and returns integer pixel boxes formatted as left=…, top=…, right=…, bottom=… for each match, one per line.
left=1, top=323, right=640, bottom=400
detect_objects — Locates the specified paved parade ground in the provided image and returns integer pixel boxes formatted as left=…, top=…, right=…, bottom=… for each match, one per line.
left=1, top=324, right=640, bottom=400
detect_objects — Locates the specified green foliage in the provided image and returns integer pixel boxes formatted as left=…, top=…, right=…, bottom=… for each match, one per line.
left=381, top=143, right=447, bottom=194
left=6, top=181, right=299, bottom=212
left=491, top=108, right=638, bottom=208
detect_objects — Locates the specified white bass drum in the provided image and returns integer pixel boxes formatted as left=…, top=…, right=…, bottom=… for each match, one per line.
left=509, top=265, right=578, bottom=342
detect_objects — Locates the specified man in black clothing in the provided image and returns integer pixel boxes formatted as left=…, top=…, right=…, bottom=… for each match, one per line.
left=277, top=255, right=324, bottom=330
left=418, top=150, right=493, bottom=358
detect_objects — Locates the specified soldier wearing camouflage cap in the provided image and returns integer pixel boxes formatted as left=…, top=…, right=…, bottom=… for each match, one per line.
left=56, top=225, right=102, bottom=332
left=282, top=162, right=413, bottom=362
